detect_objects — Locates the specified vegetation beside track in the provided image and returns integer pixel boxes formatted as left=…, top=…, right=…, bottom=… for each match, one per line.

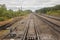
left=0, top=4, right=32, bottom=26
left=0, top=4, right=32, bottom=21
left=0, top=4, right=32, bottom=37
left=35, top=5, right=60, bottom=17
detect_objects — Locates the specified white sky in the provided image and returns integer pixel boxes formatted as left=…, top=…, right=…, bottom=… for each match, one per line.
left=0, top=0, right=60, bottom=11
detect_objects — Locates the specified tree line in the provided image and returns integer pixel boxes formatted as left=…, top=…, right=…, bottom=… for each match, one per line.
left=0, top=4, right=32, bottom=21
left=35, top=5, right=60, bottom=17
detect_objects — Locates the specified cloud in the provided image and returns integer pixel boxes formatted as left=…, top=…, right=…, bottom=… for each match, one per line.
left=0, top=0, right=60, bottom=11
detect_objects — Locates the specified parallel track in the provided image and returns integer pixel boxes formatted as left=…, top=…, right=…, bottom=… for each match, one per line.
left=34, top=14, right=60, bottom=35
left=0, top=18, right=22, bottom=31
left=41, top=14, right=60, bottom=21
left=1, top=18, right=22, bottom=40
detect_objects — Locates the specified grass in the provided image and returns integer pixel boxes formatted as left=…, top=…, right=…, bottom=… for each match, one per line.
left=47, top=10, right=60, bottom=17
left=0, top=30, right=9, bottom=38
left=0, top=17, right=5, bottom=21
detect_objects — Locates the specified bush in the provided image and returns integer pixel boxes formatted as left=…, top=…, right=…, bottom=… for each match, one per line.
left=47, top=10, right=60, bottom=17
left=0, top=17, right=5, bottom=21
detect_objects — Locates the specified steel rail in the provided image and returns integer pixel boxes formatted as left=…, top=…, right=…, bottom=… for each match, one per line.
left=34, top=14, right=60, bottom=34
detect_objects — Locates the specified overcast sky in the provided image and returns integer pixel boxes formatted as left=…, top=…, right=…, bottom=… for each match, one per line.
left=0, top=0, right=60, bottom=11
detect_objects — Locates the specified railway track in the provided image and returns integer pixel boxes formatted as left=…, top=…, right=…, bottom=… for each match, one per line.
left=1, top=14, right=41, bottom=40
left=22, top=19, right=30, bottom=40
left=0, top=18, right=22, bottom=31
left=33, top=17, right=41, bottom=40
left=1, top=13, right=59, bottom=40
left=41, top=14, right=60, bottom=21
left=34, top=14, right=60, bottom=37
left=0, top=18, right=23, bottom=40
left=0, top=17, right=24, bottom=40
left=22, top=15, right=41, bottom=40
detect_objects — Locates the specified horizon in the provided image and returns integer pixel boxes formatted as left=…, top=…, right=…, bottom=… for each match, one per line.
left=0, top=0, right=60, bottom=11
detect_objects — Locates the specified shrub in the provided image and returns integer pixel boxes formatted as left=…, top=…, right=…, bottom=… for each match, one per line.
left=0, top=17, right=5, bottom=21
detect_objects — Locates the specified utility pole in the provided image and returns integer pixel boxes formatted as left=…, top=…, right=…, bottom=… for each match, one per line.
left=21, top=0, right=22, bottom=11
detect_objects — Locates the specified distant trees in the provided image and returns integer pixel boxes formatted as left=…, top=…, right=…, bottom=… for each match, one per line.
left=0, top=4, right=31, bottom=21
left=35, top=5, right=60, bottom=13
left=35, top=5, right=60, bottom=17
left=0, top=4, right=7, bottom=17
left=23, top=10, right=32, bottom=14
